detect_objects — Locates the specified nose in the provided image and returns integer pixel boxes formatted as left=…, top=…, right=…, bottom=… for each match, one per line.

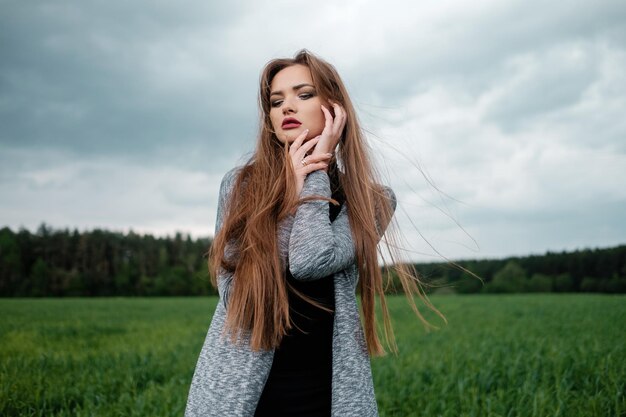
left=281, top=96, right=297, bottom=115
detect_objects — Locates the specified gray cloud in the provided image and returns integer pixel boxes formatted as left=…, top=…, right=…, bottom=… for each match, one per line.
left=1, top=0, right=625, bottom=261
left=1, top=1, right=255, bottom=163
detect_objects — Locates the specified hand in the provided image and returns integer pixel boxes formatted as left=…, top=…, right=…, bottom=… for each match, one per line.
left=289, top=129, right=333, bottom=197
left=310, top=100, right=347, bottom=166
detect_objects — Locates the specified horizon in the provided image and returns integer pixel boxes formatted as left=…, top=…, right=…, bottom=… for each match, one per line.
left=4, top=222, right=622, bottom=265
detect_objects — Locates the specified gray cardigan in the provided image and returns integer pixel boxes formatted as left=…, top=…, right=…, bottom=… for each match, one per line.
left=184, top=166, right=397, bottom=417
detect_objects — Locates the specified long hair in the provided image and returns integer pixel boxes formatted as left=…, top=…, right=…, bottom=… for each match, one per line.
left=210, top=49, right=452, bottom=356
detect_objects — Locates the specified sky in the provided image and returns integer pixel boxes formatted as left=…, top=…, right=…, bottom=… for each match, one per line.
left=1, top=0, right=625, bottom=263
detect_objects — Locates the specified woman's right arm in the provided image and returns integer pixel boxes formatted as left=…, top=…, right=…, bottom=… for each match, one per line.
left=214, top=167, right=239, bottom=307
left=214, top=166, right=295, bottom=307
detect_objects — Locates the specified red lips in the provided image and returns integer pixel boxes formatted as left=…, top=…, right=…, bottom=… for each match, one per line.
left=282, top=117, right=301, bottom=128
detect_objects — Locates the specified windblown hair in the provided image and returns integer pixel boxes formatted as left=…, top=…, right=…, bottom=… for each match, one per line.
left=209, top=49, right=449, bottom=356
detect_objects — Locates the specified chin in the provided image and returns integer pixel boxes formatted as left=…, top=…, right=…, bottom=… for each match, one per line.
left=281, top=130, right=304, bottom=143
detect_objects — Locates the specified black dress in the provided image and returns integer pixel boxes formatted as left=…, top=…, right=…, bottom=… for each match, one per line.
left=254, top=185, right=344, bottom=417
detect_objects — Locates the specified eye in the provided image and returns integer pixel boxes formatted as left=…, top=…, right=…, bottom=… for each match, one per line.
left=270, top=99, right=283, bottom=108
left=299, top=93, right=313, bottom=100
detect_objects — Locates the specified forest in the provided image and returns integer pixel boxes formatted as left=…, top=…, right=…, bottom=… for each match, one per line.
left=1, top=223, right=625, bottom=297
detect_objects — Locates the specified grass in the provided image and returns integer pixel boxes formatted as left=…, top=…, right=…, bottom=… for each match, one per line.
left=1, top=294, right=624, bottom=416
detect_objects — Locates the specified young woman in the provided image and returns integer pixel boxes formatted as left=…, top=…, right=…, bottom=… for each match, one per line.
left=184, top=49, right=444, bottom=417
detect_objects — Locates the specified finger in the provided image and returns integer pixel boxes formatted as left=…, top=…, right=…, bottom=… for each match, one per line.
left=302, top=162, right=328, bottom=175
left=329, top=102, right=347, bottom=140
left=329, top=100, right=343, bottom=116
left=296, top=155, right=331, bottom=173
left=321, top=105, right=334, bottom=132
left=295, top=135, right=321, bottom=159
left=289, top=129, right=310, bottom=155
left=338, top=107, right=347, bottom=133
left=336, top=103, right=346, bottom=125
left=331, top=102, right=346, bottom=134
left=303, top=153, right=332, bottom=164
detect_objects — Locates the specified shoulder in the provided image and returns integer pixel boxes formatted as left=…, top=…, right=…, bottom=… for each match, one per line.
left=221, top=165, right=244, bottom=187
left=376, top=184, right=397, bottom=211
left=218, top=165, right=245, bottom=200
left=335, top=173, right=396, bottom=214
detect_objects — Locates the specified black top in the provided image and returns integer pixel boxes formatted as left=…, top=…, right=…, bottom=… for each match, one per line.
left=254, top=182, right=344, bottom=417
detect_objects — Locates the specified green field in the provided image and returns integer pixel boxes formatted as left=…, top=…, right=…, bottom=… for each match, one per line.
left=1, top=295, right=624, bottom=417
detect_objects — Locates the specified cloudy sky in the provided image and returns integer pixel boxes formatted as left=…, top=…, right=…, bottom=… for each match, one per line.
left=1, top=0, right=625, bottom=263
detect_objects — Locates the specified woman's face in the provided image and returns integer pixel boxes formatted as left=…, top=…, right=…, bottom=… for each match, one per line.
left=269, top=64, right=327, bottom=145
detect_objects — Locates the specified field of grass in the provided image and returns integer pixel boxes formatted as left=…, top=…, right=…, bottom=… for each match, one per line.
left=1, top=294, right=624, bottom=416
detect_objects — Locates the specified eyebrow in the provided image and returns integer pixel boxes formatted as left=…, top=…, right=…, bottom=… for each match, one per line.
left=270, top=83, right=315, bottom=97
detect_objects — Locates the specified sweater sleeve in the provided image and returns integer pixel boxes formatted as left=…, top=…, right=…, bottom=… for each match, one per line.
left=214, top=167, right=295, bottom=308
left=214, top=168, right=237, bottom=308
left=288, top=169, right=397, bottom=281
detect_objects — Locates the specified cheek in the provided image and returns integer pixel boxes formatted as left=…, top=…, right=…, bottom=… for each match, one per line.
left=267, top=112, right=287, bottom=143
left=269, top=111, right=278, bottom=128
left=309, top=109, right=325, bottom=135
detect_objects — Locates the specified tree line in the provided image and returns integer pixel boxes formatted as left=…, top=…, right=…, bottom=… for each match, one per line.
left=0, top=224, right=211, bottom=297
left=1, top=223, right=625, bottom=297
left=403, top=245, right=626, bottom=294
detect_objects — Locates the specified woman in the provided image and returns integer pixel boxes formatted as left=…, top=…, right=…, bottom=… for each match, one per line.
left=184, top=49, right=445, bottom=417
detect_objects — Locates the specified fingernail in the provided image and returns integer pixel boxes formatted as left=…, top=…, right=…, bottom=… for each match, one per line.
left=325, top=153, right=332, bottom=157
left=304, top=129, right=309, bottom=133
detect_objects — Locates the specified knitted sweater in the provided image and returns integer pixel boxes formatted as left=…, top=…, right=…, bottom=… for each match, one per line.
left=184, top=166, right=397, bottom=417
